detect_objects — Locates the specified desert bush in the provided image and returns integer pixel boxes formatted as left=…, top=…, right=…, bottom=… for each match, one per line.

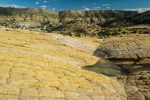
left=143, top=31, right=149, bottom=34
left=90, top=33, right=96, bottom=37
left=4, top=24, right=8, bottom=27
left=118, top=28, right=122, bottom=32
left=65, top=32, right=72, bottom=36
left=46, top=28, right=52, bottom=33
left=60, top=32, right=64, bottom=35
left=5, top=29, right=10, bottom=31
left=74, top=32, right=81, bottom=37
left=139, top=31, right=143, bottom=34
left=112, top=32, right=120, bottom=36
left=15, top=25, right=20, bottom=28
left=122, top=31, right=126, bottom=34
left=105, top=32, right=110, bottom=37
left=82, top=32, right=89, bottom=37
left=97, top=32, right=105, bottom=37
left=73, top=28, right=86, bottom=33
left=132, top=30, right=137, bottom=33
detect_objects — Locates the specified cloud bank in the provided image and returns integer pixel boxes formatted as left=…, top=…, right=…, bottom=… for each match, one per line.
left=35, top=2, right=39, bottom=4
left=0, top=4, right=25, bottom=8
left=83, top=6, right=90, bottom=11
left=102, top=4, right=111, bottom=6
left=41, top=5, right=47, bottom=9
left=124, top=8, right=150, bottom=13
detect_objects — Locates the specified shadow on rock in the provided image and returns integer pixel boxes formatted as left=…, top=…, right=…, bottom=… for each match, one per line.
left=82, top=59, right=128, bottom=76
left=93, top=48, right=108, bottom=59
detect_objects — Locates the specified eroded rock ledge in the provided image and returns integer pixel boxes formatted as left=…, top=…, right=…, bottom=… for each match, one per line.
left=95, top=34, right=150, bottom=100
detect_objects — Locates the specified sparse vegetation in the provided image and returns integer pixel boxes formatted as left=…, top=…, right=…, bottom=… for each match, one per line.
left=112, top=32, right=120, bottom=36
left=43, top=24, right=150, bottom=38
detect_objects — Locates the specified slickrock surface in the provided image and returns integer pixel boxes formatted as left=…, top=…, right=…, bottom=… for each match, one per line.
left=0, top=29, right=127, bottom=100
left=95, top=34, right=150, bottom=100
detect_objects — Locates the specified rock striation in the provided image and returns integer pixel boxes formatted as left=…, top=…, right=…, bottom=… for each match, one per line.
left=0, top=7, right=137, bottom=27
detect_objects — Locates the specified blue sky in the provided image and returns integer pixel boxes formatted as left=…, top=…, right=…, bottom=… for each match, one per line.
left=0, top=0, right=150, bottom=13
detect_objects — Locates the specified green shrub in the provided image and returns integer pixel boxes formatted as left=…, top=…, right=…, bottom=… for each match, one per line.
left=112, top=32, right=120, bottom=36
left=143, top=31, right=149, bottom=34
left=74, top=32, right=81, bottom=37
left=46, top=28, right=52, bottom=33
left=97, top=32, right=105, bottom=37
left=82, top=32, right=89, bottom=37
left=132, top=30, right=137, bottom=33
left=118, top=28, right=122, bottom=32
left=15, top=25, right=20, bottom=28
left=60, top=32, right=64, bottom=35
left=65, top=32, right=72, bottom=36
left=90, top=33, right=96, bottom=37
left=73, top=28, right=86, bottom=33
left=122, top=31, right=126, bottom=34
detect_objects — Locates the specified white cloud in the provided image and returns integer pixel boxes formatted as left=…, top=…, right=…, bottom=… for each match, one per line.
left=0, top=4, right=25, bottom=8
left=35, top=2, right=39, bottom=4
left=102, top=4, right=111, bottom=6
left=114, top=2, right=120, bottom=5
left=106, top=7, right=110, bottom=9
left=84, top=8, right=90, bottom=11
left=43, top=1, right=47, bottom=3
left=124, top=8, right=150, bottom=13
left=41, top=5, right=47, bottom=9
left=93, top=7, right=101, bottom=9
left=83, top=6, right=86, bottom=8
left=93, top=3, right=96, bottom=5
left=53, top=8, right=55, bottom=10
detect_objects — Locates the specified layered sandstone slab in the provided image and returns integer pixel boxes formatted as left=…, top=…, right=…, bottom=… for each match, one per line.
left=96, top=34, right=150, bottom=72
left=95, top=34, right=150, bottom=100
left=0, top=29, right=127, bottom=100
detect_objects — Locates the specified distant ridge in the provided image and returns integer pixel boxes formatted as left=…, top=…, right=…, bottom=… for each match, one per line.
left=102, top=10, right=150, bottom=27
left=0, top=7, right=138, bottom=27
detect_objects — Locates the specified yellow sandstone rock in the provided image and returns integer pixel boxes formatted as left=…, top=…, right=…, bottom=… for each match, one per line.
left=0, top=29, right=127, bottom=100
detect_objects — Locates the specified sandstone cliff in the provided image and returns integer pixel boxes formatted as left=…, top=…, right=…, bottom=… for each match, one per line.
left=0, top=7, right=137, bottom=27
left=59, top=10, right=137, bottom=24
left=0, top=7, right=59, bottom=27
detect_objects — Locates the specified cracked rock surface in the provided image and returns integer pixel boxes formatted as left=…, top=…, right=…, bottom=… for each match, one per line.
left=95, top=34, right=150, bottom=100
left=0, top=29, right=127, bottom=100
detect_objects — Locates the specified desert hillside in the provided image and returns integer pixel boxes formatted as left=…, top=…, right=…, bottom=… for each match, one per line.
left=102, top=10, right=150, bottom=27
